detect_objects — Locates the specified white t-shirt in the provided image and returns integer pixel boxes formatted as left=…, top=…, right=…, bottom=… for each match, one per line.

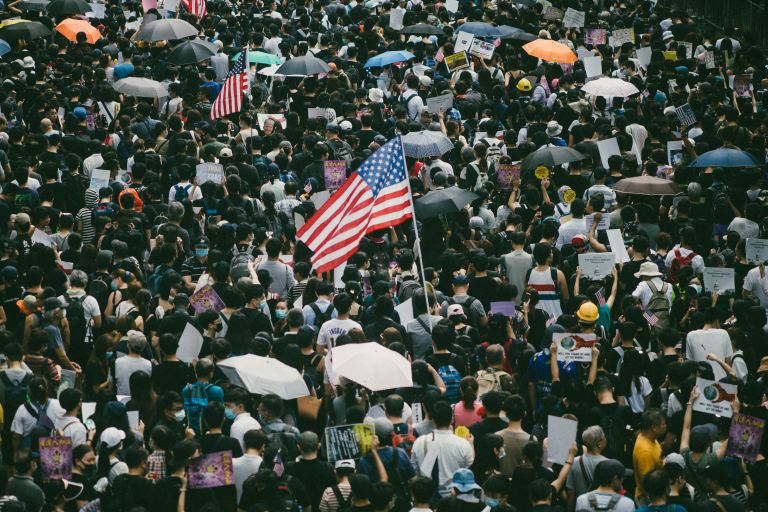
left=114, top=356, right=152, bottom=395
left=55, top=416, right=88, bottom=446
left=685, top=328, right=733, bottom=381
left=665, top=246, right=705, bottom=275
left=742, top=266, right=768, bottom=310
left=230, top=413, right=261, bottom=451
left=626, top=376, right=653, bottom=413
left=317, top=318, right=362, bottom=349
left=168, top=182, right=203, bottom=203
left=59, top=292, right=100, bottom=340
left=11, top=399, right=66, bottom=437
left=233, top=454, right=263, bottom=502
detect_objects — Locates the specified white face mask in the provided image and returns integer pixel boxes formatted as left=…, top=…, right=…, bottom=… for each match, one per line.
left=174, top=410, right=186, bottom=422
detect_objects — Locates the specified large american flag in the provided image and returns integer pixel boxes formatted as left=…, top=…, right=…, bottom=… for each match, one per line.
left=210, top=49, right=248, bottom=121
left=181, top=0, right=206, bottom=18
left=298, top=136, right=412, bottom=273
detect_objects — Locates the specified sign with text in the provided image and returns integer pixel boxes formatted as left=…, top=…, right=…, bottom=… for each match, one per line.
left=553, top=333, right=596, bottom=363
left=445, top=51, right=470, bottom=73
left=188, top=451, right=234, bottom=489
left=585, top=29, right=607, bottom=46
left=693, top=378, right=737, bottom=418
left=469, top=39, right=495, bottom=60
left=703, top=267, right=735, bottom=293
left=196, top=162, right=224, bottom=184
left=426, top=93, right=454, bottom=114
left=39, top=437, right=73, bottom=481
left=562, top=8, right=585, bottom=28
left=323, top=160, right=346, bottom=190
left=746, top=238, right=768, bottom=263
left=325, top=423, right=375, bottom=462
left=578, top=253, right=615, bottom=280
left=727, top=413, right=765, bottom=462
left=190, top=284, right=225, bottom=314
left=496, top=162, right=521, bottom=190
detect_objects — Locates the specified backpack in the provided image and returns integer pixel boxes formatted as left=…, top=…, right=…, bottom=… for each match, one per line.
left=596, top=404, right=631, bottom=465
left=577, top=492, right=622, bottom=512
left=326, top=139, right=353, bottom=166
left=230, top=250, right=256, bottom=282
left=475, top=367, right=514, bottom=398
left=118, top=187, right=144, bottom=212
left=445, top=296, right=479, bottom=327
left=309, top=302, right=336, bottom=327
left=646, top=280, right=671, bottom=330
left=173, top=183, right=193, bottom=202
left=64, top=294, right=89, bottom=346
left=429, top=356, right=462, bottom=403
left=182, top=382, right=212, bottom=435
left=21, top=400, right=55, bottom=455
left=147, top=265, right=172, bottom=296
left=92, top=202, right=115, bottom=222
left=87, top=278, right=110, bottom=316
left=266, top=426, right=300, bottom=462
left=1, top=372, right=32, bottom=428
left=400, top=93, right=420, bottom=121
left=116, top=135, right=134, bottom=164
left=303, top=353, right=324, bottom=393
left=396, top=279, right=421, bottom=303
left=391, top=424, right=416, bottom=456
left=668, top=248, right=696, bottom=284
left=330, top=485, right=351, bottom=512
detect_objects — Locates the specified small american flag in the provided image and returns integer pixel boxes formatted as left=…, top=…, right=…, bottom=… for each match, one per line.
left=297, top=136, right=412, bottom=273
left=210, top=48, right=249, bottom=121
left=595, top=288, right=606, bottom=307
left=643, top=310, right=659, bottom=326
left=273, top=452, right=284, bottom=477
left=180, top=0, right=206, bottom=18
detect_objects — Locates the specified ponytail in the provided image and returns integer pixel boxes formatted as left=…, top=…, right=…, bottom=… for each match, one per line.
left=460, top=377, right=477, bottom=409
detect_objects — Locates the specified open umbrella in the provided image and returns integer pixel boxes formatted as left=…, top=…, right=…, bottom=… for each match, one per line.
left=456, top=22, right=503, bottom=38
left=521, top=146, right=586, bottom=171
left=612, top=176, right=680, bottom=196
left=167, top=39, right=218, bottom=65
left=498, top=26, right=537, bottom=42
left=218, top=354, right=309, bottom=399
left=0, top=40, right=10, bottom=57
left=112, top=77, right=168, bottom=98
left=328, top=343, right=412, bottom=391
left=56, top=18, right=100, bottom=43
left=402, top=130, right=453, bottom=158
left=275, top=55, right=330, bottom=76
left=401, top=23, right=444, bottom=35
left=0, top=20, right=50, bottom=41
left=135, top=18, right=197, bottom=42
left=688, top=147, right=761, bottom=168
left=257, top=64, right=283, bottom=77
left=522, top=39, right=577, bottom=64
left=232, top=50, right=282, bottom=65
left=47, top=0, right=90, bottom=17
left=581, top=77, right=640, bottom=98
left=364, top=50, right=415, bottom=68
left=415, top=187, right=478, bottom=219
left=17, top=0, right=50, bottom=11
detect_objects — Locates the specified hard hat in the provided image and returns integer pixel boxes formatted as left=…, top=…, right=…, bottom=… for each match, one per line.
left=516, top=78, right=532, bottom=92
left=577, top=302, right=599, bottom=323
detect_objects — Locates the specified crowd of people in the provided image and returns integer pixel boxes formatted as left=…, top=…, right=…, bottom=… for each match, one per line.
left=0, top=0, right=766, bottom=511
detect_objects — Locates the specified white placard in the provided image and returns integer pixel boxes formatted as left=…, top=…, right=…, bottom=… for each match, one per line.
left=444, top=0, right=458, bottom=11
left=411, top=402, right=424, bottom=424
left=389, top=7, right=405, bottom=30
left=607, top=229, right=630, bottom=263
left=426, top=93, right=454, bottom=114
left=176, top=323, right=203, bottom=364
left=196, top=162, right=224, bottom=184
left=257, top=113, right=287, bottom=129
left=636, top=46, right=652, bottom=69
left=586, top=213, right=610, bottom=231
left=746, top=238, right=768, bottom=263
left=693, top=378, right=737, bottom=418
left=293, top=212, right=305, bottom=230
left=454, top=32, right=474, bottom=53
left=333, top=261, right=347, bottom=289
left=60, top=369, right=77, bottom=389
left=127, top=410, right=140, bottom=430
left=308, top=107, right=335, bottom=122
left=562, top=8, right=585, bottom=28
left=578, top=253, right=615, bottom=280
left=87, top=2, right=106, bottom=18
left=667, top=140, right=684, bottom=167
left=394, top=297, right=414, bottom=325
left=89, top=168, right=110, bottom=191
left=293, top=294, right=303, bottom=310
left=311, top=190, right=331, bottom=210
left=547, top=415, right=578, bottom=464
left=583, top=55, right=602, bottom=78
left=553, top=333, right=596, bottom=363
left=703, top=267, right=735, bottom=293
left=469, top=39, right=495, bottom=60
left=162, top=0, right=180, bottom=11
left=681, top=41, right=693, bottom=59
left=81, top=402, right=96, bottom=422
left=31, top=228, right=52, bottom=247
left=596, top=137, right=621, bottom=169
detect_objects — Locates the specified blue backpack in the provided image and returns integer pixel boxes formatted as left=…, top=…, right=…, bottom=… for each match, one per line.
left=426, top=355, right=462, bottom=404
left=183, top=382, right=212, bottom=435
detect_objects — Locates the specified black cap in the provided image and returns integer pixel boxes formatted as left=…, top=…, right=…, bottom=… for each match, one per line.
left=193, top=236, right=210, bottom=248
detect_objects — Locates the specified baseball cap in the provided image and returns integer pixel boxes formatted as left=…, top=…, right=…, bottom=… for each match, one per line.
left=339, top=120, right=353, bottom=131
left=44, top=297, right=65, bottom=312
left=172, top=293, right=190, bottom=306
left=447, top=304, right=464, bottom=317
left=219, top=147, right=233, bottom=158
left=326, top=122, right=341, bottom=133
left=193, top=236, right=210, bottom=248
left=1, top=266, right=18, bottom=280
left=366, top=417, right=394, bottom=441
left=101, top=427, right=126, bottom=448
left=334, top=459, right=355, bottom=470
left=664, top=452, right=686, bottom=469
left=419, top=75, right=433, bottom=87
left=571, top=234, right=588, bottom=252
left=453, top=274, right=470, bottom=285
left=14, top=213, right=30, bottom=226
left=73, top=106, right=87, bottom=119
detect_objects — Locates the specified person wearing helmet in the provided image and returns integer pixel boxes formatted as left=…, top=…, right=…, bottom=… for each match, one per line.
left=516, top=77, right=532, bottom=94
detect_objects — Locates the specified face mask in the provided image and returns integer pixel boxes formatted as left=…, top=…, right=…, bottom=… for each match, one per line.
left=111, top=282, right=118, bottom=291
left=690, top=284, right=702, bottom=295
left=174, top=410, right=186, bottom=422
left=275, top=310, right=287, bottom=320
left=106, top=351, right=114, bottom=359
left=747, top=189, right=761, bottom=200
left=195, top=248, right=209, bottom=258
left=224, top=407, right=237, bottom=420
left=486, top=498, right=500, bottom=508
left=83, top=463, right=96, bottom=472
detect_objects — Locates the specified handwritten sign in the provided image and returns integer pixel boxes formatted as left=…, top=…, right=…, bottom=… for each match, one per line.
left=612, top=28, right=634, bottom=46
left=693, top=378, right=737, bottom=418
left=562, top=8, right=585, bottom=28
left=496, top=162, right=520, bottom=190
left=196, top=162, right=224, bottom=184
left=325, top=423, right=375, bottom=462
left=585, top=29, right=606, bottom=46
left=39, top=437, right=73, bottom=481
left=703, top=267, right=735, bottom=293
left=578, top=253, right=615, bottom=280
left=553, top=333, right=596, bottom=363
left=727, top=413, right=765, bottom=462
left=188, top=451, right=234, bottom=489
left=324, top=160, right=346, bottom=190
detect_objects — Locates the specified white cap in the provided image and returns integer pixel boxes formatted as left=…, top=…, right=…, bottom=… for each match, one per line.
left=339, top=120, right=353, bottom=131
left=101, top=427, right=126, bottom=448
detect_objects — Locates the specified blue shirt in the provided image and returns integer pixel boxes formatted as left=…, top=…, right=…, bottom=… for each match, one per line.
left=527, top=350, right=577, bottom=408
left=358, top=446, right=414, bottom=484
left=113, top=63, right=135, bottom=80
left=201, top=81, right=222, bottom=102
left=637, top=506, right=687, bottom=512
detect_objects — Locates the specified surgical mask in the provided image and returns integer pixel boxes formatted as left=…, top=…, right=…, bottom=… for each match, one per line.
left=486, top=498, right=500, bottom=508
left=690, top=284, right=702, bottom=295
left=224, top=407, right=237, bottom=420
left=195, top=248, right=209, bottom=258
left=174, top=410, right=186, bottom=422
left=111, top=282, right=118, bottom=291
left=275, top=309, right=287, bottom=320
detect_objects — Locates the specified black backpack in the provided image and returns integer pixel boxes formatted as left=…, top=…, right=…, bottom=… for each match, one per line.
left=309, top=302, right=335, bottom=327
left=1, top=372, right=32, bottom=425
left=597, top=404, right=631, bottom=464
left=445, top=296, right=479, bottom=327
left=266, top=427, right=300, bottom=463
left=64, top=294, right=89, bottom=346
left=87, top=278, right=110, bottom=315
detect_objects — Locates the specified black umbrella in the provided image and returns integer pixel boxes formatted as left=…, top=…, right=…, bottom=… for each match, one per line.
left=401, top=23, right=444, bottom=35
left=275, top=55, right=330, bottom=76
left=498, top=26, right=537, bottom=42
left=521, top=146, right=587, bottom=172
left=47, top=0, right=90, bottom=17
left=17, top=0, right=50, bottom=11
left=0, top=20, right=51, bottom=41
left=415, top=187, right=478, bottom=219
left=167, top=39, right=218, bottom=65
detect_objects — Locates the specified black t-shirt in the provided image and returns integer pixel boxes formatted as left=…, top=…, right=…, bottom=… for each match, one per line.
left=469, top=417, right=509, bottom=450
left=467, top=276, right=498, bottom=312
left=152, top=361, right=192, bottom=396
left=286, top=459, right=336, bottom=510
left=199, top=433, right=243, bottom=457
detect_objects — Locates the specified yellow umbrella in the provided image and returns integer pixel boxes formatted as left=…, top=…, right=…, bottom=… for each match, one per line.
left=0, top=18, right=33, bottom=28
left=522, top=39, right=577, bottom=64
left=56, top=18, right=100, bottom=43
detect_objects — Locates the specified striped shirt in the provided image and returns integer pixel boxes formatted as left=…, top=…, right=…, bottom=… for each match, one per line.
left=181, top=255, right=208, bottom=283
left=76, top=207, right=96, bottom=245
left=319, top=482, right=351, bottom=512
left=527, top=267, right=562, bottom=320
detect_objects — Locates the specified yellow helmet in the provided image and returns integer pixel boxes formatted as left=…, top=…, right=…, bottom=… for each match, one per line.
left=516, top=78, right=532, bottom=92
left=577, top=302, right=599, bottom=323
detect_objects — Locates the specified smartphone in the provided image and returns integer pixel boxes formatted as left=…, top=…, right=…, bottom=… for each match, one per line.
left=85, top=418, right=96, bottom=430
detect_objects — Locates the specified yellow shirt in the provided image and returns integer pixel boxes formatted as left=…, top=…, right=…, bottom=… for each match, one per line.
left=633, top=433, right=662, bottom=499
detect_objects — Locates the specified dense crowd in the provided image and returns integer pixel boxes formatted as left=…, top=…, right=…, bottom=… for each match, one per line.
left=0, top=0, right=766, bottom=512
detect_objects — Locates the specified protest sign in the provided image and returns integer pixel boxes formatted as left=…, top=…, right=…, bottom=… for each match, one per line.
left=454, top=32, right=474, bottom=53
left=127, top=411, right=140, bottom=430
left=612, top=28, right=634, bottom=46
left=727, top=413, right=765, bottom=462
left=705, top=50, right=716, bottom=69
left=188, top=451, right=234, bottom=489
left=607, top=230, right=630, bottom=263
left=325, top=423, right=375, bottom=462
left=663, top=50, right=678, bottom=61
left=324, top=160, right=346, bottom=190
left=675, top=103, right=697, bottom=127
left=578, top=253, right=615, bottom=280
left=81, top=402, right=96, bottom=422
left=87, top=2, right=106, bottom=17
left=89, top=168, right=110, bottom=191
left=635, top=46, right=652, bottom=69
left=445, top=52, right=470, bottom=72
left=681, top=41, right=693, bottom=59
left=394, top=298, right=414, bottom=325
left=142, top=0, right=156, bottom=12
left=256, top=113, right=286, bottom=129
left=177, top=323, right=204, bottom=363
left=196, top=162, right=224, bottom=184
left=667, top=140, right=684, bottom=167
left=469, top=39, right=495, bottom=60
left=39, top=437, right=73, bottom=481
left=547, top=416, right=577, bottom=464
left=733, top=74, right=752, bottom=97
left=553, top=333, right=597, bottom=363
left=444, top=0, right=458, bottom=12
left=489, top=301, right=515, bottom=317
left=426, top=93, right=454, bottom=114
left=586, top=214, right=610, bottom=231
left=703, top=267, right=735, bottom=293
left=562, top=8, right=585, bottom=28
left=746, top=238, right=768, bottom=263
left=190, top=284, right=225, bottom=314
left=596, top=137, right=620, bottom=168
left=585, top=29, right=606, bottom=46
left=31, top=228, right=52, bottom=247
left=543, top=6, right=564, bottom=21
left=496, top=162, right=520, bottom=190
left=307, top=107, right=336, bottom=122
left=693, top=378, right=737, bottom=418
left=583, top=56, right=602, bottom=78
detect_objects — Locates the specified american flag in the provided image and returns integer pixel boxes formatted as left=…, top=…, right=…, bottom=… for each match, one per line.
left=210, top=49, right=248, bottom=121
left=273, top=452, right=284, bottom=477
left=297, top=136, right=412, bottom=273
left=595, top=288, right=606, bottom=307
left=643, top=310, right=658, bottom=326
left=181, top=0, right=206, bottom=18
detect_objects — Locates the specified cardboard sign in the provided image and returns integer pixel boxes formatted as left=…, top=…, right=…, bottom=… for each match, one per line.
left=89, top=168, right=110, bottom=191
left=426, top=93, right=454, bottom=114
left=469, top=39, right=495, bottom=60
left=496, top=162, right=520, bottom=190
left=583, top=55, right=602, bottom=78
left=635, top=46, right=653, bottom=69
left=667, top=140, right=684, bottom=167
left=547, top=416, right=577, bottom=464
left=727, top=413, right=765, bottom=462
left=562, top=8, right=585, bottom=28
left=196, top=162, right=224, bottom=185
left=585, top=29, right=607, bottom=46
left=489, top=301, right=515, bottom=317
left=596, top=137, right=620, bottom=168
left=454, top=32, right=474, bottom=53
left=693, top=378, right=737, bottom=418
left=257, top=113, right=286, bottom=130
left=176, top=323, right=204, bottom=364
left=703, top=267, right=735, bottom=293
left=578, top=253, right=615, bottom=280
left=553, top=333, right=596, bottom=363
left=612, top=28, right=634, bottom=46
left=325, top=423, right=375, bottom=462
left=324, top=160, right=346, bottom=190
left=746, top=238, right=768, bottom=263
left=188, top=451, right=234, bottom=489
left=190, top=284, right=225, bottom=314
left=445, top=51, right=470, bottom=73
left=543, top=6, right=564, bottom=21
left=39, top=437, right=73, bottom=481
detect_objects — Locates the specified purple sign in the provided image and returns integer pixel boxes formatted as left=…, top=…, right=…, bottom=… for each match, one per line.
left=324, top=160, right=347, bottom=190
left=496, top=163, right=520, bottom=190
left=190, top=284, right=225, bottom=314
left=489, top=301, right=516, bottom=318
left=727, top=413, right=765, bottom=462
left=39, top=437, right=73, bottom=481
left=188, top=451, right=234, bottom=489
left=585, top=29, right=607, bottom=46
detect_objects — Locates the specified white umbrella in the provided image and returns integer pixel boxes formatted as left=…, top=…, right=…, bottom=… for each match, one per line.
left=401, top=130, right=454, bottom=158
left=218, top=354, right=309, bottom=399
left=581, top=77, right=640, bottom=98
left=329, top=342, right=412, bottom=391
left=257, top=64, right=283, bottom=77
left=112, top=77, right=168, bottom=98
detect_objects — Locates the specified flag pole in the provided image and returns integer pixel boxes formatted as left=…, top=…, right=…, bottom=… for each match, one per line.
left=399, top=136, right=433, bottom=330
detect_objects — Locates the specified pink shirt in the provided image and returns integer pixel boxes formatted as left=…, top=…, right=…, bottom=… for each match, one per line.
left=452, top=401, right=482, bottom=427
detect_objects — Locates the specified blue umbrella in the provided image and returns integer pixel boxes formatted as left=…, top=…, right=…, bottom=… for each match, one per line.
left=457, top=22, right=504, bottom=38
left=0, top=39, right=10, bottom=57
left=364, top=50, right=415, bottom=68
left=688, top=147, right=761, bottom=168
